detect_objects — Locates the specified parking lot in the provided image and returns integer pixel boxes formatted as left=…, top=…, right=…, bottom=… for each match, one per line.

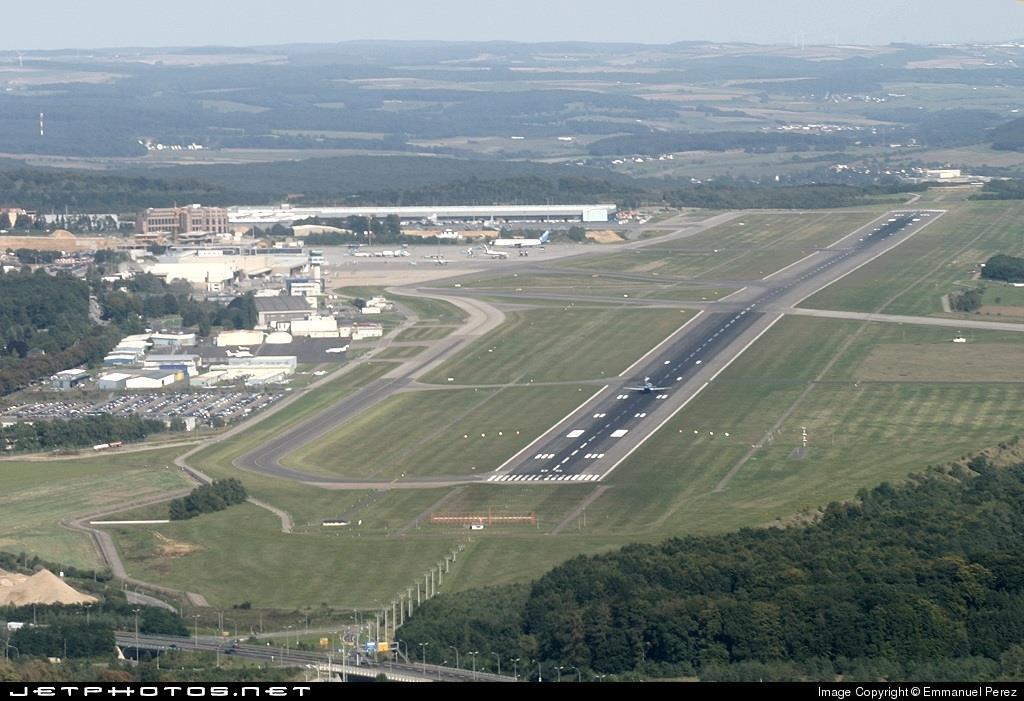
left=1, top=391, right=284, bottom=428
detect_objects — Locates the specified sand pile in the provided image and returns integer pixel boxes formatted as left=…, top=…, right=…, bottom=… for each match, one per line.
left=0, top=568, right=98, bottom=606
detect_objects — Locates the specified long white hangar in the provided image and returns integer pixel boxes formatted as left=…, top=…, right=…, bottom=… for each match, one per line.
left=229, top=204, right=617, bottom=227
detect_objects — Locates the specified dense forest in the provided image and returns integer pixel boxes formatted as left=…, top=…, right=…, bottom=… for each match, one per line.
left=398, top=449, right=1024, bottom=681
left=0, top=415, right=168, bottom=453
left=0, top=168, right=257, bottom=212
left=981, top=254, right=1024, bottom=284
left=168, top=478, right=248, bottom=520
left=0, top=269, right=122, bottom=395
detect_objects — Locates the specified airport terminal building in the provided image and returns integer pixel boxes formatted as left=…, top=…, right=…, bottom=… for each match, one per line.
left=229, top=204, right=617, bottom=227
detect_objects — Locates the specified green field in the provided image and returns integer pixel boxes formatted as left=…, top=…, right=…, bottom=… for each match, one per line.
left=802, top=201, right=1024, bottom=317
left=566, top=212, right=876, bottom=280
left=336, top=286, right=467, bottom=325
left=421, top=307, right=694, bottom=385
left=394, top=325, right=459, bottom=341
left=0, top=448, right=190, bottom=568
left=109, top=505, right=461, bottom=609
left=283, top=385, right=594, bottom=479
left=456, top=272, right=737, bottom=303
left=374, top=345, right=428, bottom=359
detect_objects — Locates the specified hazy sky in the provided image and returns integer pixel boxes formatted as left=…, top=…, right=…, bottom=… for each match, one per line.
left=8, top=0, right=1024, bottom=50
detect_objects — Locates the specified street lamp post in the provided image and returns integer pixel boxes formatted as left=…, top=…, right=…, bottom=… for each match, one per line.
left=492, top=651, right=501, bottom=676
left=133, top=608, right=141, bottom=654
left=449, top=645, right=460, bottom=670
left=192, top=615, right=200, bottom=649
left=556, top=665, right=563, bottom=682
left=511, top=657, right=520, bottom=680
left=570, top=666, right=581, bottom=682
left=418, top=642, right=429, bottom=675
left=468, top=650, right=479, bottom=680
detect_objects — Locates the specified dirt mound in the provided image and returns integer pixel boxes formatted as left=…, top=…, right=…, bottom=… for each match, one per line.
left=154, top=532, right=199, bottom=557
left=49, top=229, right=76, bottom=239
left=585, top=230, right=625, bottom=244
left=0, top=568, right=97, bottom=606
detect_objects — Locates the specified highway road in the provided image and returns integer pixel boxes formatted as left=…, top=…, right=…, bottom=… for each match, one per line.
left=116, top=632, right=514, bottom=683
left=489, top=210, right=945, bottom=482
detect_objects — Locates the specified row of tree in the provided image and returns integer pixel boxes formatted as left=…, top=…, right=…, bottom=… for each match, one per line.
left=168, top=479, right=248, bottom=521
left=398, top=449, right=1024, bottom=681
left=0, top=414, right=168, bottom=453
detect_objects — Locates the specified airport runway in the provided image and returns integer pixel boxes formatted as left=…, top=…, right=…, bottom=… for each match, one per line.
left=234, top=208, right=945, bottom=487
left=488, top=210, right=945, bottom=482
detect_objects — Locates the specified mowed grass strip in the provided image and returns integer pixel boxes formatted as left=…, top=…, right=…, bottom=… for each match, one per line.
left=803, top=201, right=1024, bottom=316
left=283, top=385, right=594, bottom=479
left=566, top=211, right=874, bottom=280
left=422, top=307, right=694, bottom=385
left=395, top=325, right=459, bottom=342
left=1, top=448, right=190, bottom=568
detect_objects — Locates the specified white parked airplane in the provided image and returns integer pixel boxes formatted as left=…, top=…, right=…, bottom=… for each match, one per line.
left=491, top=231, right=550, bottom=248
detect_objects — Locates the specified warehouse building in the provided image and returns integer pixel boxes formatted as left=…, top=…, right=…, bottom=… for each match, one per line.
left=230, top=204, right=618, bottom=227
left=150, top=332, right=197, bottom=348
left=255, top=295, right=316, bottom=329
left=97, top=369, right=183, bottom=390
left=52, top=368, right=90, bottom=390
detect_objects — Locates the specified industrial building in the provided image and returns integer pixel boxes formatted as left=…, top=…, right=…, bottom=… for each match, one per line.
left=191, top=355, right=296, bottom=387
left=289, top=316, right=339, bottom=338
left=98, top=369, right=183, bottom=390
left=52, top=369, right=90, bottom=390
left=255, top=295, right=316, bottom=329
left=150, top=332, right=197, bottom=348
left=215, top=329, right=266, bottom=347
left=142, top=249, right=308, bottom=292
left=136, top=205, right=229, bottom=238
left=143, top=354, right=201, bottom=376
left=230, top=204, right=618, bottom=227
left=352, top=323, right=383, bottom=340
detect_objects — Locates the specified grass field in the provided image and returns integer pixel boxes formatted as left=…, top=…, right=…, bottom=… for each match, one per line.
left=456, top=272, right=737, bottom=302
left=283, top=385, right=594, bottom=479
left=802, top=201, right=1024, bottom=317
left=394, top=325, right=459, bottom=341
left=335, top=286, right=467, bottom=325
left=565, top=212, right=876, bottom=280
left=109, top=505, right=462, bottom=609
left=374, top=345, right=428, bottom=359
left=0, top=448, right=190, bottom=568
left=421, top=307, right=694, bottom=385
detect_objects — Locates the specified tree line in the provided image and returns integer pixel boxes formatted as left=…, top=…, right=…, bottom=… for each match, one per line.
left=397, top=448, right=1024, bottom=681
left=0, top=414, right=168, bottom=453
left=168, top=479, right=248, bottom=521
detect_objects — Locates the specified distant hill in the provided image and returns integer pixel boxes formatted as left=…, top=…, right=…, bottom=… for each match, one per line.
left=990, top=116, right=1024, bottom=151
